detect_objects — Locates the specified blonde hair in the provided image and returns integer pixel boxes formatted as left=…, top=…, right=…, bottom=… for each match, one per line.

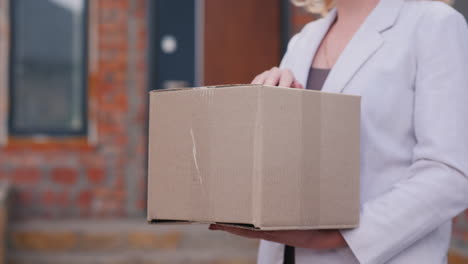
left=291, top=0, right=453, bottom=15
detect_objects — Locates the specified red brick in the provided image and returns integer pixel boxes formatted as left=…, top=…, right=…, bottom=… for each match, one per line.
left=99, top=124, right=124, bottom=134
left=113, top=93, right=128, bottom=110
left=115, top=135, right=128, bottom=145
left=12, top=168, right=40, bottom=185
left=113, top=190, right=125, bottom=202
left=87, top=168, right=106, bottom=185
left=137, top=199, right=145, bottom=210
left=100, top=9, right=128, bottom=24
left=98, top=36, right=128, bottom=50
left=41, top=191, right=55, bottom=206
left=41, top=191, right=69, bottom=207
left=113, top=175, right=125, bottom=189
left=464, top=231, right=468, bottom=242
left=0, top=169, right=8, bottom=180
left=78, top=190, right=93, bottom=209
left=99, top=96, right=127, bottom=112
left=51, top=168, right=78, bottom=185
left=79, top=155, right=105, bottom=168
left=100, top=34, right=128, bottom=46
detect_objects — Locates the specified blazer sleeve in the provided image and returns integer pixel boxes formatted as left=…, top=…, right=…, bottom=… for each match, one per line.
left=340, top=7, right=468, bottom=264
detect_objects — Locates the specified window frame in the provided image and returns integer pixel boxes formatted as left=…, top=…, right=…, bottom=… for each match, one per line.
left=7, top=0, right=89, bottom=137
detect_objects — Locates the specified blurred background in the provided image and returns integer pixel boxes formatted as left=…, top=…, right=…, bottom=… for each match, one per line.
left=0, top=0, right=466, bottom=263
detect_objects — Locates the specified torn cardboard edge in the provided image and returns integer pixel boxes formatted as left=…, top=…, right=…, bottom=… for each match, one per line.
left=148, top=84, right=360, bottom=99
left=149, top=84, right=258, bottom=93
left=148, top=220, right=358, bottom=231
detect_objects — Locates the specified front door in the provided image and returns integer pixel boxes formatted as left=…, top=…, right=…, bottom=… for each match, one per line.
left=204, top=0, right=282, bottom=85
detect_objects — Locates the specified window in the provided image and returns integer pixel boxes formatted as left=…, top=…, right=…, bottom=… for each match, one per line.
left=9, top=0, right=88, bottom=136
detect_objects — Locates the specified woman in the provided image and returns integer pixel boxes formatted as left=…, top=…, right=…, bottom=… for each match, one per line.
left=209, top=0, right=468, bottom=263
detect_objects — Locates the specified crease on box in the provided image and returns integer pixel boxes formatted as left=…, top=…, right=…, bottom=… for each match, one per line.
left=205, top=87, right=215, bottom=221
left=190, top=128, right=202, bottom=185
left=252, top=86, right=263, bottom=228
left=299, top=89, right=323, bottom=228
left=318, top=93, right=325, bottom=226
left=192, top=88, right=213, bottom=222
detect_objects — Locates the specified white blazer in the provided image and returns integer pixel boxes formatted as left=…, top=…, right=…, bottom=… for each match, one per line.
left=257, top=0, right=468, bottom=263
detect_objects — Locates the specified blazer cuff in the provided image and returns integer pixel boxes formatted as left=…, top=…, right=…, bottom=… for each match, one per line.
left=340, top=222, right=403, bottom=264
left=340, top=227, right=379, bottom=264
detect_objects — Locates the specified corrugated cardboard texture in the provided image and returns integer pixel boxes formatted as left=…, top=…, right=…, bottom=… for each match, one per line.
left=148, top=85, right=360, bottom=230
left=148, top=86, right=259, bottom=224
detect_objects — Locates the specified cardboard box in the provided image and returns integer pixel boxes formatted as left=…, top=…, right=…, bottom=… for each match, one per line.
left=147, top=84, right=360, bottom=230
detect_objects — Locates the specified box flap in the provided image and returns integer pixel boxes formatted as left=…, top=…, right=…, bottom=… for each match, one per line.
left=149, top=84, right=262, bottom=93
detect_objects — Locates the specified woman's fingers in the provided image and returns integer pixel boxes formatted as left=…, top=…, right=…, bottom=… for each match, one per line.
left=278, top=69, right=294, bottom=87
left=251, top=71, right=268, bottom=84
left=252, top=68, right=303, bottom=89
left=264, top=67, right=281, bottom=86
left=292, top=80, right=304, bottom=89
left=210, top=225, right=280, bottom=242
left=209, top=224, right=346, bottom=250
left=209, top=224, right=262, bottom=239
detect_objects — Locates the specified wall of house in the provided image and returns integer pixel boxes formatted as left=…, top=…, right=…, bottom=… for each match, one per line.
left=0, top=0, right=148, bottom=219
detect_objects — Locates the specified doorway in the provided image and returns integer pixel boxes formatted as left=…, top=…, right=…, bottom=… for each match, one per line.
left=148, top=0, right=286, bottom=90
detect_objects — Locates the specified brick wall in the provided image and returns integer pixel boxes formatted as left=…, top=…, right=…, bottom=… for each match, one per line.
left=0, top=0, right=148, bottom=219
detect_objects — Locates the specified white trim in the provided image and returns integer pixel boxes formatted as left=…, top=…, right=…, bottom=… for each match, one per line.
left=88, top=0, right=99, bottom=74
left=195, top=0, right=205, bottom=86
left=0, top=0, right=9, bottom=146
left=87, top=0, right=98, bottom=145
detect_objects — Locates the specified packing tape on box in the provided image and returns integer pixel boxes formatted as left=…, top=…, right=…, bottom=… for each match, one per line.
left=252, top=86, right=263, bottom=227
left=300, top=90, right=323, bottom=227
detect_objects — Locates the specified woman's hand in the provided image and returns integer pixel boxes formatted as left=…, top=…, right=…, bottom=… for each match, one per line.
left=252, top=67, right=304, bottom=89
left=209, top=224, right=347, bottom=250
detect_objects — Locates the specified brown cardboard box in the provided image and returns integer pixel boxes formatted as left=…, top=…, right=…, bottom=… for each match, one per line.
left=147, top=85, right=360, bottom=230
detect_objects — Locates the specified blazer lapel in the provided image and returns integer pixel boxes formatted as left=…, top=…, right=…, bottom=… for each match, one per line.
left=321, top=0, right=405, bottom=94
left=293, top=10, right=337, bottom=86
left=321, top=25, right=384, bottom=94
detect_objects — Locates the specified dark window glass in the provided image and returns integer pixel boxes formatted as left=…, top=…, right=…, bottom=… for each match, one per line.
left=9, top=0, right=87, bottom=136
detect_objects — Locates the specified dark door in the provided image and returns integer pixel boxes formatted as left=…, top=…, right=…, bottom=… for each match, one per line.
left=148, top=0, right=284, bottom=89
left=148, top=0, right=198, bottom=90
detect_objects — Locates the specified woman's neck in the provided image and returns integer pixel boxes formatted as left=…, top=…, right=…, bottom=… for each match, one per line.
left=334, top=0, right=380, bottom=25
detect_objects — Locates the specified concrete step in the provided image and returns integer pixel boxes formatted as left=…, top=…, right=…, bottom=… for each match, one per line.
left=8, top=219, right=258, bottom=264
left=8, top=219, right=467, bottom=264
left=8, top=251, right=257, bottom=264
